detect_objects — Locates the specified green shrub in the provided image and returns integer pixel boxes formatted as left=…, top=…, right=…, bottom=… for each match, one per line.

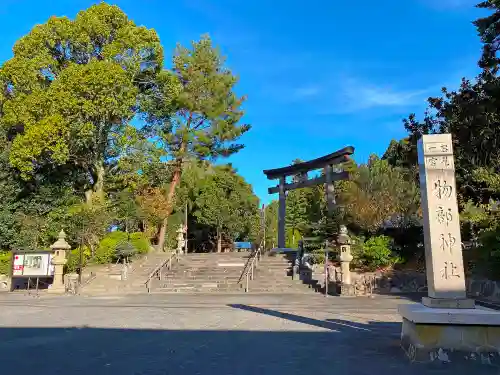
left=309, top=249, right=326, bottom=265
left=94, top=231, right=128, bottom=264
left=0, top=251, right=11, bottom=275
left=307, top=248, right=338, bottom=265
left=357, top=235, right=400, bottom=271
left=116, top=241, right=137, bottom=258
left=286, top=228, right=302, bottom=249
left=129, top=232, right=150, bottom=254
left=65, top=247, right=91, bottom=273
left=350, top=235, right=366, bottom=269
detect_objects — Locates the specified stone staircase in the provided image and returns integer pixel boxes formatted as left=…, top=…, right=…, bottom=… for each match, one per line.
left=150, top=252, right=250, bottom=293
left=79, top=251, right=321, bottom=295
left=148, top=251, right=318, bottom=294
left=247, top=252, right=319, bottom=293
left=79, top=253, right=175, bottom=295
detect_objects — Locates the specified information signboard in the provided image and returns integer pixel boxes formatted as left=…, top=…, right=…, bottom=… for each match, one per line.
left=11, top=252, right=54, bottom=278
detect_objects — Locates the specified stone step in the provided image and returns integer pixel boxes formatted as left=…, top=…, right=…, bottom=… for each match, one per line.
left=178, top=259, right=248, bottom=262
left=153, top=286, right=245, bottom=293
left=160, top=273, right=243, bottom=279
left=164, top=267, right=245, bottom=272
left=161, top=274, right=243, bottom=280
left=164, top=268, right=244, bottom=272
left=157, top=279, right=241, bottom=286
left=249, top=282, right=315, bottom=288
left=151, top=287, right=312, bottom=294
left=179, top=254, right=249, bottom=262
left=256, top=263, right=291, bottom=267
left=174, top=264, right=246, bottom=269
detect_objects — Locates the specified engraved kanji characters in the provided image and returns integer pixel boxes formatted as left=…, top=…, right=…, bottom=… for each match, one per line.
left=440, top=233, right=456, bottom=254
left=433, top=179, right=453, bottom=199
left=440, top=261, right=461, bottom=280
left=436, top=206, right=453, bottom=226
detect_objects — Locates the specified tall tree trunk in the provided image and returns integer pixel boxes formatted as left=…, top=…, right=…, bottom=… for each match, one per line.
left=217, top=226, right=222, bottom=253
left=85, top=190, right=93, bottom=206
left=94, top=160, right=105, bottom=203
left=85, top=160, right=105, bottom=206
left=156, top=162, right=183, bottom=252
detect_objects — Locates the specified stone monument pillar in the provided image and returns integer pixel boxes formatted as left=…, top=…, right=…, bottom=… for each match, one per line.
left=398, top=134, right=500, bottom=365
left=48, top=230, right=70, bottom=294
left=337, top=225, right=354, bottom=296
left=417, top=134, right=473, bottom=308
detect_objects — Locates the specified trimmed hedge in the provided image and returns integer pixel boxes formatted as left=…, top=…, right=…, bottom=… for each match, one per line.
left=94, top=231, right=151, bottom=264
left=129, top=232, right=150, bottom=254
left=0, top=251, right=10, bottom=275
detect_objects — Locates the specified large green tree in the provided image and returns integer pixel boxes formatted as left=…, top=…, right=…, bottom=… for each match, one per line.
left=194, top=165, right=258, bottom=252
left=0, top=3, right=162, bottom=204
left=402, top=71, right=500, bottom=204
left=264, top=201, right=279, bottom=249
left=340, top=156, right=420, bottom=233
left=143, top=35, right=250, bottom=250
left=475, top=0, right=500, bottom=70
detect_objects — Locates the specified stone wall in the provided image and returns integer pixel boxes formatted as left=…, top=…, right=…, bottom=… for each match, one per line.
left=466, top=278, right=500, bottom=302
left=347, top=269, right=428, bottom=295
left=0, top=274, right=9, bottom=290
left=317, top=266, right=500, bottom=301
left=311, top=265, right=428, bottom=296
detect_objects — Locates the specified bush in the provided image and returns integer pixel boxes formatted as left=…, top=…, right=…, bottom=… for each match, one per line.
left=116, top=241, right=137, bottom=258
left=357, top=235, right=400, bottom=271
left=0, top=251, right=11, bottom=275
left=93, top=231, right=150, bottom=264
left=94, top=231, right=128, bottom=264
left=129, top=232, right=150, bottom=254
left=475, top=226, right=500, bottom=278
left=309, top=249, right=326, bottom=265
left=65, top=247, right=91, bottom=273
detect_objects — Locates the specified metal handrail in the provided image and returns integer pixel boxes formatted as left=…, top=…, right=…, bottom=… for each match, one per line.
left=237, top=249, right=255, bottom=284
left=237, top=246, right=262, bottom=292
left=145, top=251, right=180, bottom=293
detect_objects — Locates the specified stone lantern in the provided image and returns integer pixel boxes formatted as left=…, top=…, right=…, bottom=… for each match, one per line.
left=176, top=224, right=186, bottom=254
left=48, top=230, right=71, bottom=294
left=337, top=225, right=354, bottom=296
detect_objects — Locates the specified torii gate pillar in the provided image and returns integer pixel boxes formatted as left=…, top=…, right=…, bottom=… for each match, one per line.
left=278, top=176, right=286, bottom=248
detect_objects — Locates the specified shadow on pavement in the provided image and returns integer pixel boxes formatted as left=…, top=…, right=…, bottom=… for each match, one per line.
left=0, top=302, right=495, bottom=375
left=225, top=304, right=497, bottom=374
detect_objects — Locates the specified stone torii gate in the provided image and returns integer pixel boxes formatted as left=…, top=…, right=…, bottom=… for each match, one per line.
left=263, top=146, right=354, bottom=248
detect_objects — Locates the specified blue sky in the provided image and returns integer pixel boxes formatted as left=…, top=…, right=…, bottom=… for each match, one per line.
left=0, top=0, right=487, bottom=203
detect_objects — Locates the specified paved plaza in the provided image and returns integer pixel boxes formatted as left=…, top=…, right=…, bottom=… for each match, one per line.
left=0, top=293, right=495, bottom=374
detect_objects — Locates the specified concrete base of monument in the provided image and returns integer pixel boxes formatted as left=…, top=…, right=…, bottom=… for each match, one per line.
left=399, top=303, right=500, bottom=366
left=339, top=283, right=356, bottom=297
left=422, top=296, right=475, bottom=309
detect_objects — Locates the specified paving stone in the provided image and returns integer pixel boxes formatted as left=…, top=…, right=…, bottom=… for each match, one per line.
left=0, top=293, right=494, bottom=374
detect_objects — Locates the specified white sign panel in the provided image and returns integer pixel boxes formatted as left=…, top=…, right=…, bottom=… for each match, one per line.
left=12, top=254, right=24, bottom=276
left=12, top=253, right=54, bottom=277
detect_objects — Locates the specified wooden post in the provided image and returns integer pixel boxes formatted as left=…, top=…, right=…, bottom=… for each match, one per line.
left=278, top=176, right=286, bottom=248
